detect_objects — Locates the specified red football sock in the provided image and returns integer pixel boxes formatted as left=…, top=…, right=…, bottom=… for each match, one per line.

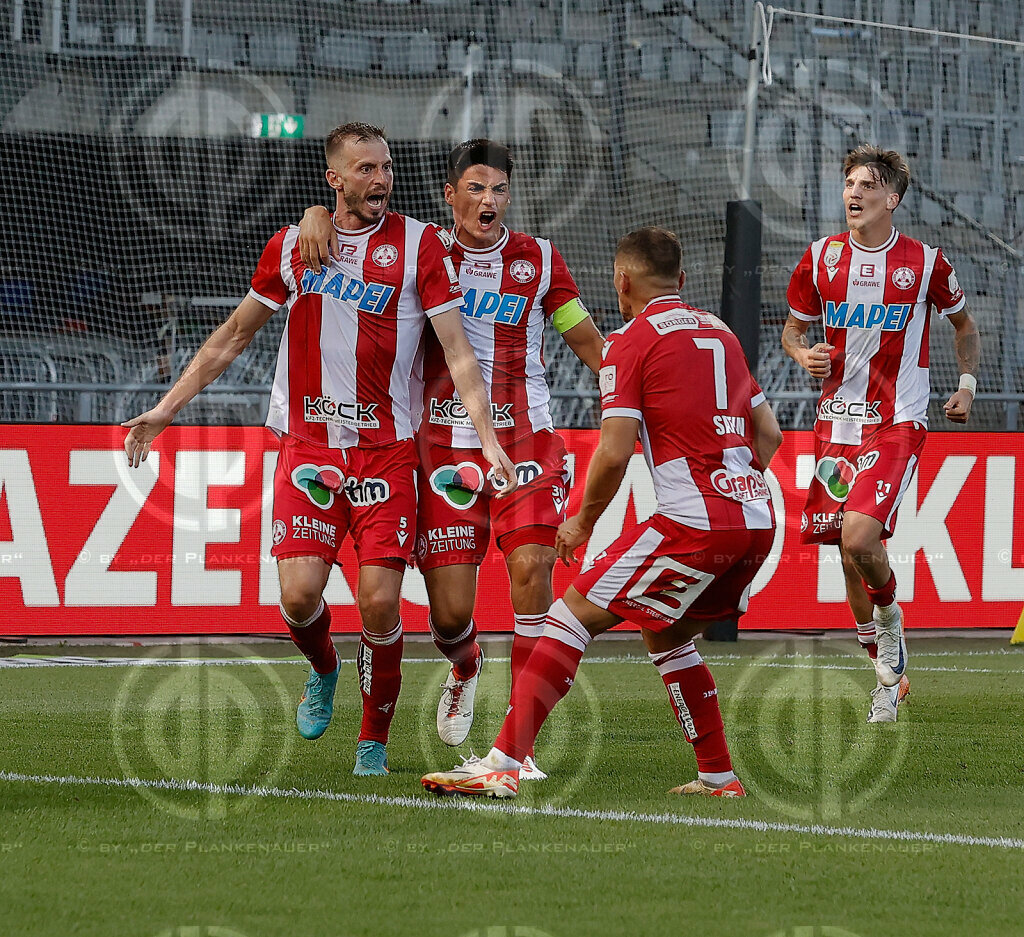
left=856, top=621, right=878, bottom=659
left=357, top=620, right=403, bottom=744
left=429, top=617, right=480, bottom=682
left=510, top=613, right=545, bottom=698
left=862, top=571, right=897, bottom=608
left=494, top=600, right=590, bottom=764
left=651, top=644, right=732, bottom=775
left=282, top=600, right=337, bottom=675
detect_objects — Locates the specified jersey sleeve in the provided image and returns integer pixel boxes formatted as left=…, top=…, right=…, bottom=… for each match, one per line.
left=750, top=375, right=766, bottom=409
left=786, top=245, right=822, bottom=321
left=416, top=225, right=464, bottom=318
left=927, top=249, right=967, bottom=317
left=541, top=243, right=582, bottom=318
left=599, top=329, right=644, bottom=421
left=248, top=227, right=291, bottom=309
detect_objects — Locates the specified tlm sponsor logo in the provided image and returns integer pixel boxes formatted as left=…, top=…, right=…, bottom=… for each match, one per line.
left=817, top=397, right=882, bottom=425
left=304, top=397, right=380, bottom=429
left=429, top=397, right=514, bottom=429
left=342, top=477, right=390, bottom=506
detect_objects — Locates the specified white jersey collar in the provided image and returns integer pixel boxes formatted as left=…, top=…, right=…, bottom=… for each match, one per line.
left=849, top=227, right=899, bottom=254
left=454, top=225, right=510, bottom=256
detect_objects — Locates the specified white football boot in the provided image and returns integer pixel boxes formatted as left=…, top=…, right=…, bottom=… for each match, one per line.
left=436, top=649, right=483, bottom=746
left=872, top=604, right=907, bottom=688
left=867, top=673, right=910, bottom=723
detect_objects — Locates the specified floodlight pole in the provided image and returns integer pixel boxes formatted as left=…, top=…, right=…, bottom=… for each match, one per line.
left=740, top=0, right=761, bottom=200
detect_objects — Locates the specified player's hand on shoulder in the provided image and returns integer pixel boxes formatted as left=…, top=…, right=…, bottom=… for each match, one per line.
left=120, top=406, right=174, bottom=468
left=555, top=515, right=591, bottom=566
left=943, top=388, right=973, bottom=424
left=802, top=342, right=834, bottom=379
left=484, top=444, right=519, bottom=498
left=298, top=206, right=337, bottom=274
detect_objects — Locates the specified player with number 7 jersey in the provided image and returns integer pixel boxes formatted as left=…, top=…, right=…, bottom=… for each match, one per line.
left=421, top=227, right=783, bottom=800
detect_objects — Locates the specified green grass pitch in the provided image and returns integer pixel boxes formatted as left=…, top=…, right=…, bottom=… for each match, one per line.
left=2, top=635, right=1023, bottom=937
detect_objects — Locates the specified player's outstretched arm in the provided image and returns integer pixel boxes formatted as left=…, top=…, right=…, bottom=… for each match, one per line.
left=556, top=415, right=639, bottom=565
left=297, top=206, right=337, bottom=274
left=751, top=400, right=784, bottom=469
left=943, top=305, right=981, bottom=424
left=121, top=295, right=277, bottom=467
left=781, top=314, right=833, bottom=379
left=559, top=311, right=605, bottom=375
left=430, top=307, right=518, bottom=497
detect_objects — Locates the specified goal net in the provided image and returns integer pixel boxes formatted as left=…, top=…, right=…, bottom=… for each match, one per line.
left=0, top=1, right=1020, bottom=429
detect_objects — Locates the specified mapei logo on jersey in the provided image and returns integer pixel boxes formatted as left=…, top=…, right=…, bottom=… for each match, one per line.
left=817, top=396, right=882, bottom=425
left=648, top=310, right=700, bottom=335
left=371, top=244, right=398, bottom=267
left=428, top=397, right=514, bottom=429
left=290, top=514, right=337, bottom=547
left=823, top=301, right=912, bottom=332
left=891, top=266, right=917, bottom=290
left=709, top=468, right=770, bottom=503
left=508, top=259, right=536, bottom=283
left=304, top=396, right=380, bottom=429
left=462, top=288, right=529, bottom=325
left=300, top=268, right=395, bottom=314
left=341, top=476, right=390, bottom=506
left=814, top=456, right=857, bottom=502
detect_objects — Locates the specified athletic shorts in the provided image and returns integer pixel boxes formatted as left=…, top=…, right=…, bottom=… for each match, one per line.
left=800, top=422, right=927, bottom=545
left=415, top=429, right=571, bottom=570
left=271, top=434, right=417, bottom=570
left=572, top=513, right=774, bottom=631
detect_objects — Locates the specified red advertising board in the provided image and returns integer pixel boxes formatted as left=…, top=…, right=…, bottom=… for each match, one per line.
left=1, top=425, right=1022, bottom=634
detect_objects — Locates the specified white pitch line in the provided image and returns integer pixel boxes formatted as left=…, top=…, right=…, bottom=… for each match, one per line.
left=1, top=769, right=1022, bottom=852
left=1, top=656, right=1021, bottom=675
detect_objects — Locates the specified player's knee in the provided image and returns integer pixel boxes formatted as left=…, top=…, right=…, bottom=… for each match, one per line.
left=358, top=588, right=401, bottom=630
left=428, top=600, right=474, bottom=635
left=840, top=526, right=878, bottom=564
left=280, top=586, right=322, bottom=624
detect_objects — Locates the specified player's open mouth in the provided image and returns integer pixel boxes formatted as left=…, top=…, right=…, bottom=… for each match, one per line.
left=848, top=203, right=863, bottom=215
left=367, top=193, right=387, bottom=210
left=479, top=211, right=496, bottom=227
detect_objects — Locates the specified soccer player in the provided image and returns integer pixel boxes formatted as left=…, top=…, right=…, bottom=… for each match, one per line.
left=419, top=226, right=782, bottom=799
left=783, top=144, right=981, bottom=723
left=299, top=140, right=604, bottom=779
left=122, top=122, right=516, bottom=776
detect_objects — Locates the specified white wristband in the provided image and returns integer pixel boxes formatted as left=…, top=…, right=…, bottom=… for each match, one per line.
left=958, top=374, right=977, bottom=396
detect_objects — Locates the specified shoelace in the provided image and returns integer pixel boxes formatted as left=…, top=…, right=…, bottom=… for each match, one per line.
left=439, top=681, right=468, bottom=718
left=303, top=673, right=328, bottom=716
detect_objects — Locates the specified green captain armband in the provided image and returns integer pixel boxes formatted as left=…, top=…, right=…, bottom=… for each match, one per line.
left=551, top=297, right=590, bottom=334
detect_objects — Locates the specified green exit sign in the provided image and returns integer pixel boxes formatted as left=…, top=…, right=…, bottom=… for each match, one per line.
left=250, top=113, right=304, bottom=138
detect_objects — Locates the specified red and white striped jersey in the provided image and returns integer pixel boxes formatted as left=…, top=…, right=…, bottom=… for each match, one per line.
left=248, top=212, right=463, bottom=449
left=600, top=296, right=774, bottom=531
left=787, top=227, right=966, bottom=445
left=419, top=226, right=581, bottom=447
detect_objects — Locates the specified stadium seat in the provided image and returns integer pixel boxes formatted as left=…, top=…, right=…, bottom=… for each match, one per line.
left=249, top=32, right=299, bottom=69
left=0, top=278, right=34, bottom=319
left=407, top=33, right=440, bottom=74
left=575, top=43, right=604, bottom=79
left=639, top=42, right=666, bottom=81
